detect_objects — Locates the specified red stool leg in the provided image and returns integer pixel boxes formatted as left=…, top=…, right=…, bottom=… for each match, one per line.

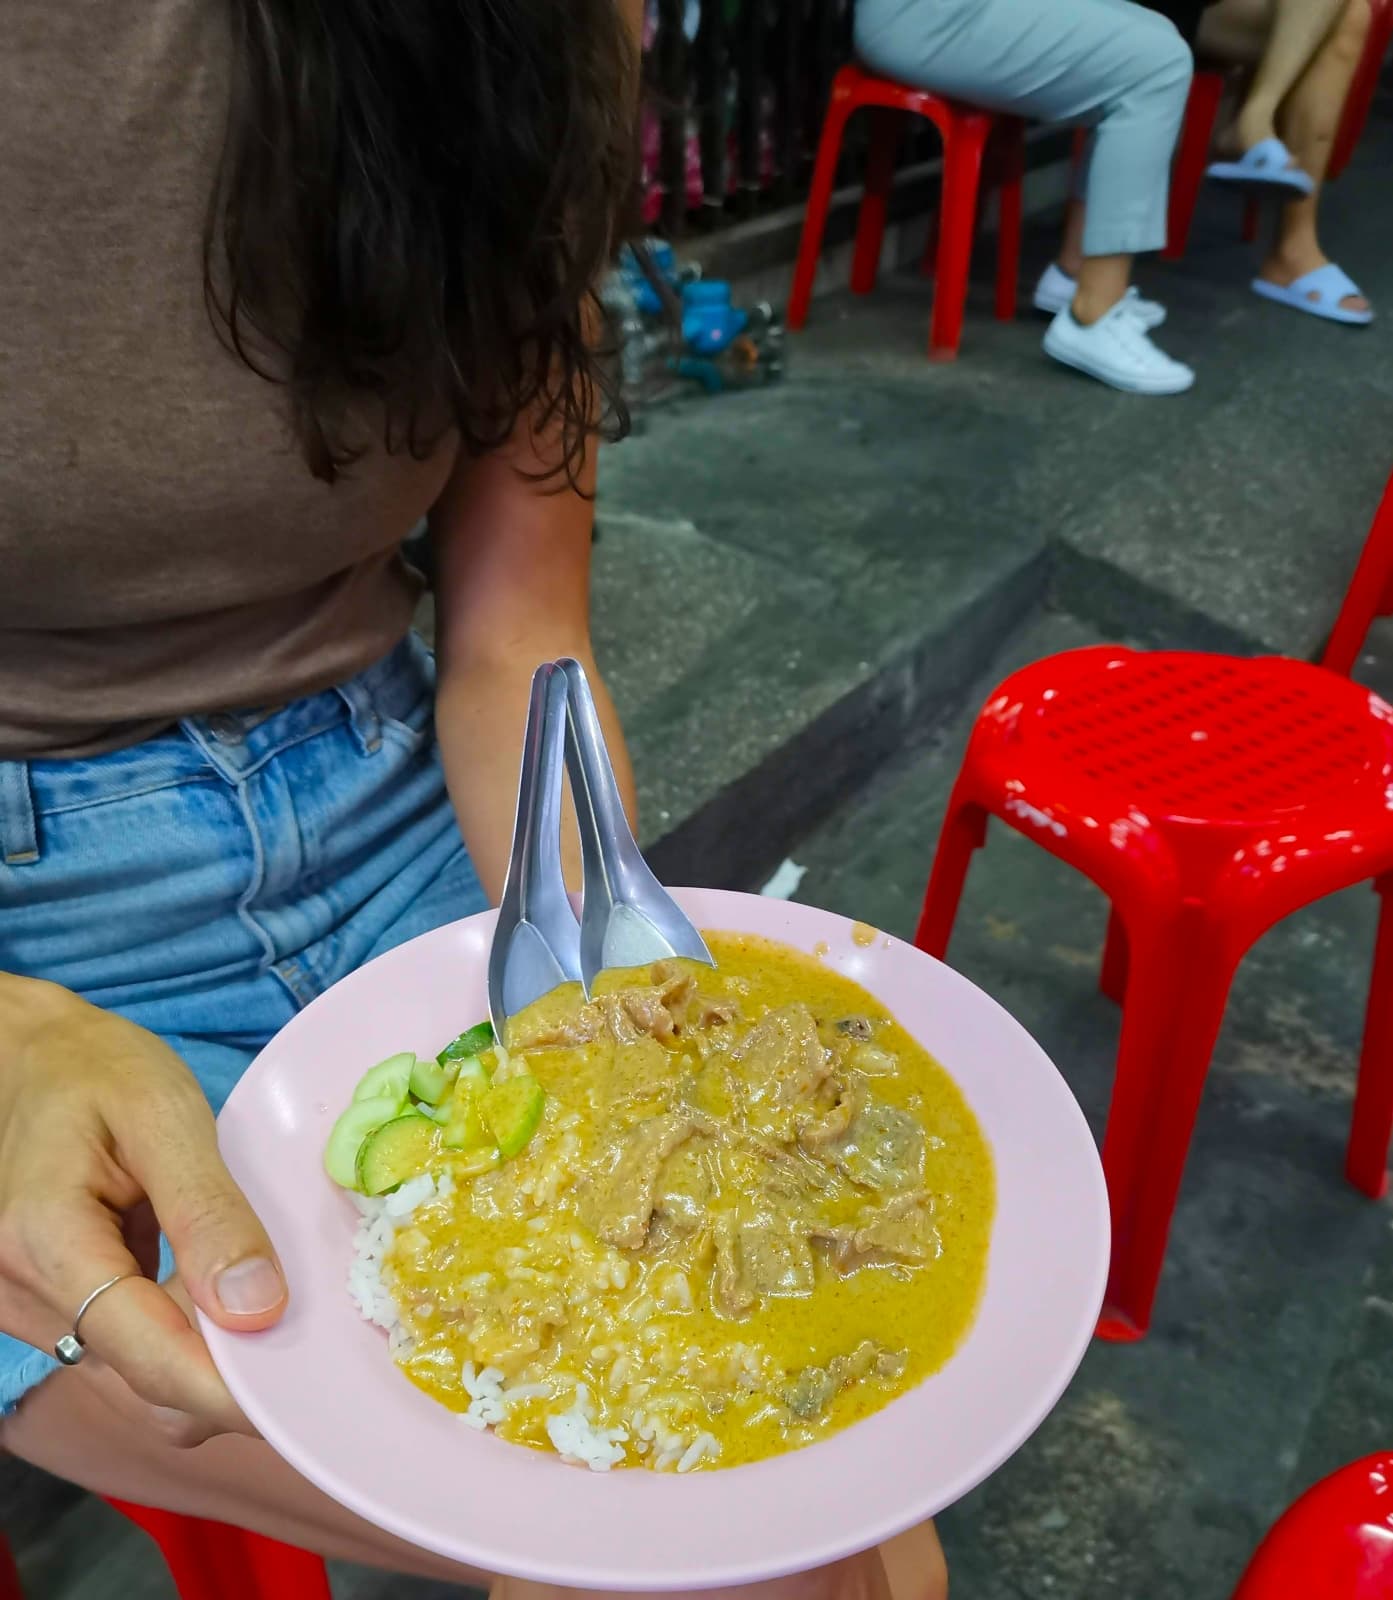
left=1163, top=71, right=1225, bottom=260
left=107, top=1501, right=242, bottom=1600
left=914, top=795, right=988, bottom=959
left=929, top=114, right=990, bottom=359
left=788, top=79, right=855, bottom=330
left=1240, top=196, right=1259, bottom=242
left=243, top=1529, right=335, bottom=1600
left=1346, top=874, right=1393, bottom=1198
left=0, top=1532, right=23, bottom=1600
left=1097, top=913, right=1239, bottom=1340
left=106, top=1500, right=331, bottom=1600
left=1099, top=907, right=1128, bottom=1004
left=850, top=109, right=903, bottom=296
left=1322, top=468, right=1393, bottom=675
left=994, top=119, right=1024, bottom=322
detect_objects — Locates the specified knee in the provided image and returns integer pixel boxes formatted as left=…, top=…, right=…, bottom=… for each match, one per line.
left=1333, top=0, right=1372, bottom=60
left=1150, top=25, right=1196, bottom=95
left=1123, top=13, right=1195, bottom=104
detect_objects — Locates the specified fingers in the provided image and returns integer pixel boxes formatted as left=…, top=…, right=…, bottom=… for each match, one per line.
left=76, top=1280, right=259, bottom=1446
left=112, top=1077, right=288, bottom=1332
left=8, top=1188, right=255, bottom=1438
left=78, top=1272, right=253, bottom=1438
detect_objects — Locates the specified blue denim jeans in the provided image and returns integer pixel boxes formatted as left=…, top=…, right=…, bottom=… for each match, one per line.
left=0, top=635, right=488, bottom=1412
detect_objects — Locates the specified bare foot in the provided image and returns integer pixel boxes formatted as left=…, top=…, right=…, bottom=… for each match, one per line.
left=1259, top=244, right=1371, bottom=315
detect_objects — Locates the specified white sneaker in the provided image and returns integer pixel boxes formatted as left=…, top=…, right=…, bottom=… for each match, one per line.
left=1043, top=300, right=1194, bottom=395
left=1033, top=262, right=1167, bottom=331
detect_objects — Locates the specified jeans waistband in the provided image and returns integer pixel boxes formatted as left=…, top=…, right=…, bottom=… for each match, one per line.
left=0, top=635, right=432, bottom=866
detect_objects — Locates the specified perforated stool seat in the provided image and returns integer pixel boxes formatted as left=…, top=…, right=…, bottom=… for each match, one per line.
left=916, top=646, right=1393, bottom=1339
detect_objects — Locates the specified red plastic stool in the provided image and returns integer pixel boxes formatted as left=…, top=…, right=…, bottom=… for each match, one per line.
left=788, top=64, right=1023, bottom=360
left=1324, top=469, right=1393, bottom=676
left=916, top=646, right=1393, bottom=1340
left=1163, top=69, right=1227, bottom=260
left=1329, top=0, right=1393, bottom=182
left=108, top=1498, right=333, bottom=1600
left=1232, top=1453, right=1393, bottom=1598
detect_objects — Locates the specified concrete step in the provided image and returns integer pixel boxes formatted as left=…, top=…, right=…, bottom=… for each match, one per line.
left=595, top=378, right=1051, bottom=888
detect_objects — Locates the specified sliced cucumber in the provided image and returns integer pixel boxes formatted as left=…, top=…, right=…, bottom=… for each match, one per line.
left=481, top=1074, right=545, bottom=1158
left=452, top=1145, right=503, bottom=1178
left=352, top=1051, right=415, bottom=1108
left=408, top=1053, right=458, bottom=1107
left=356, top=1113, right=442, bottom=1196
left=324, top=1092, right=402, bottom=1189
left=441, top=1058, right=493, bottom=1151
left=437, top=1022, right=495, bottom=1066
left=455, top=1055, right=490, bottom=1094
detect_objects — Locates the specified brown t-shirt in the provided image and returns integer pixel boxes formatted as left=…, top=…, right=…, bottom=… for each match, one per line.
left=0, top=3, right=455, bottom=757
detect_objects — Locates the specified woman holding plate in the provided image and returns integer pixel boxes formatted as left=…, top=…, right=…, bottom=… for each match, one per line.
left=0, top=3, right=945, bottom=1597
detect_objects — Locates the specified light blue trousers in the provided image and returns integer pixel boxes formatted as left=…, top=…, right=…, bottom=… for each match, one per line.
left=855, top=0, right=1194, bottom=257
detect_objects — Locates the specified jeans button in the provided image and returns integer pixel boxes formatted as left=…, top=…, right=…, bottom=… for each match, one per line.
left=207, top=713, right=244, bottom=745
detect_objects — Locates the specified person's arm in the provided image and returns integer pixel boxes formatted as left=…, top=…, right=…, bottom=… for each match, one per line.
left=428, top=429, right=635, bottom=904
left=429, top=0, right=643, bottom=901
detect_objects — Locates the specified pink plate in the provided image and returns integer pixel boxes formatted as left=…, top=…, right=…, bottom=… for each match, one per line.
left=201, top=889, right=1108, bottom=1591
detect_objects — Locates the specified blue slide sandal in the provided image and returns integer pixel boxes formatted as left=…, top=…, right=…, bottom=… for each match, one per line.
left=1207, top=137, right=1315, bottom=199
left=1251, top=263, right=1374, bottom=326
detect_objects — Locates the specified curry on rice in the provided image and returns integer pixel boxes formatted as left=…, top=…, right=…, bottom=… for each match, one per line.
left=340, top=932, right=995, bottom=1472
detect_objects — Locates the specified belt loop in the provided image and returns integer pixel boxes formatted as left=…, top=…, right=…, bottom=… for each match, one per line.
left=334, top=677, right=383, bottom=756
left=0, top=761, right=39, bottom=866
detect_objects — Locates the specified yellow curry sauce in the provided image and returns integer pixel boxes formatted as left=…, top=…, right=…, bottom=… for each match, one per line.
left=385, top=932, right=995, bottom=1469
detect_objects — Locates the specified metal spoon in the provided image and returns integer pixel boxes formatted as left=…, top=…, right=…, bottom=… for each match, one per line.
left=556, top=657, right=713, bottom=995
left=487, top=664, right=583, bottom=1036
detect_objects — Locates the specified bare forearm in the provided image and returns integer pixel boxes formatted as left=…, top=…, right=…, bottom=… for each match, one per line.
left=435, top=645, right=635, bottom=905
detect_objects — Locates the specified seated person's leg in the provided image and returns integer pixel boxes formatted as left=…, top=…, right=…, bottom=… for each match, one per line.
left=1201, top=0, right=1347, bottom=154
left=493, top=1523, right=948, bottom=1600
left=2, top=1361, right=493, bottom=1583
left=1255, top=0, right=1373, bottom=316
left=855, top=0, right=1195, bottom=390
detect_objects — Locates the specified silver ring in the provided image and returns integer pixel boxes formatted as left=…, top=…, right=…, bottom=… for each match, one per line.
left=53, top=1272, right=134, bottom=1367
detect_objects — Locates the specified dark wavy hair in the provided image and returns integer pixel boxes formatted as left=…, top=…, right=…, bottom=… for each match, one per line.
left=205, top=1, right=638, bottom=485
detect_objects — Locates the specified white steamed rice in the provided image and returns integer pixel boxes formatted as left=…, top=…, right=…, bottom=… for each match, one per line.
left=347, top=1179, right=718, bottom=1473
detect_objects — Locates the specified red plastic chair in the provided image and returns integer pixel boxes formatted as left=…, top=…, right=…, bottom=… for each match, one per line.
left=1232, top=1453, right=1393, bottom=1598
left=788, top=64, right=1023, bottom=360
left=1329, top=0, right=1393, bottom=182
left=1324, top=469, right=1393, bottom=676
left=108, top=1499, right=333, bottom=1600
left=915, top=644, right=1393, bottom=1341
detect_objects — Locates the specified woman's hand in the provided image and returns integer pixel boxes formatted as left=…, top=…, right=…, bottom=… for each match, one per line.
left=0, top=974, right=286, bottom=1443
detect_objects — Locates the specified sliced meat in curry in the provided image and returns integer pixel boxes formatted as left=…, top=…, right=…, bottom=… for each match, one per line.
left=583, top=1113, right=700, bottom=1249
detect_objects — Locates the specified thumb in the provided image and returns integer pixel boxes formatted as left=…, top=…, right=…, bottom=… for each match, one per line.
left=118, top=1081, right=288, bottom=1330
